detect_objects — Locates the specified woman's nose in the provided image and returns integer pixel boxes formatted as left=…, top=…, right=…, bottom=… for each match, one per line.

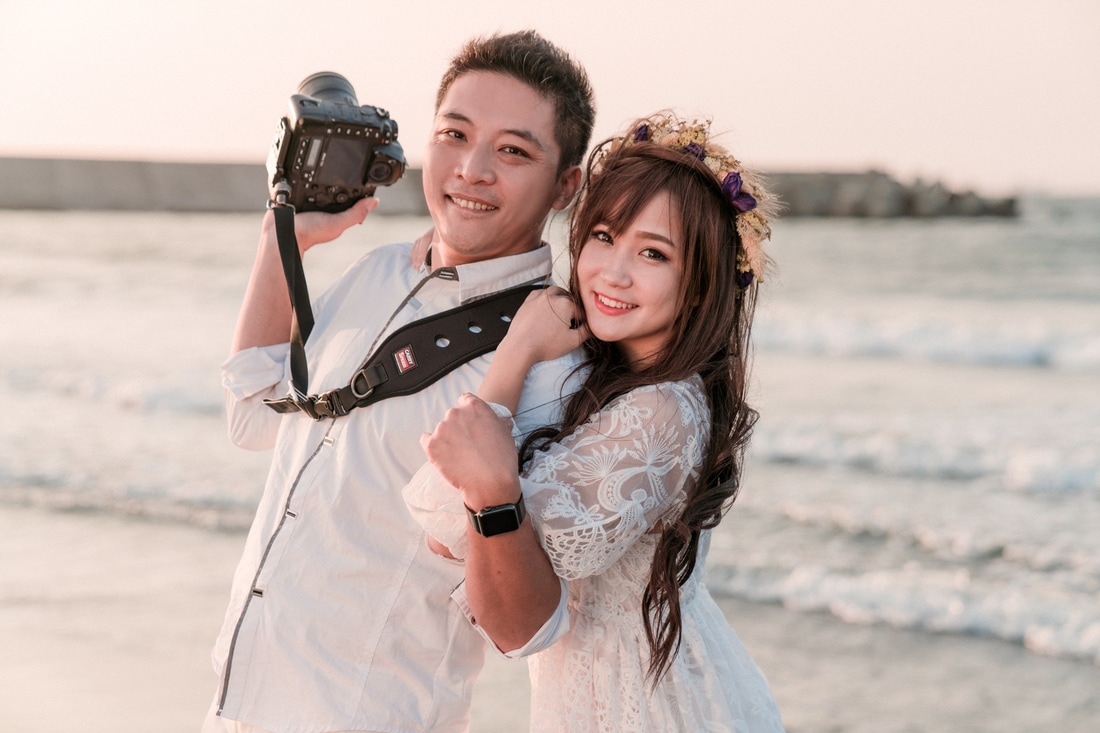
left=599, top=252, right=631, bottom=288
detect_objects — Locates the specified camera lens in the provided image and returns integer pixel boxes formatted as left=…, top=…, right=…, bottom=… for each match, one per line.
left=368, top=160, right=396, bottom=184
left=297, top=72, right=358, bottom=106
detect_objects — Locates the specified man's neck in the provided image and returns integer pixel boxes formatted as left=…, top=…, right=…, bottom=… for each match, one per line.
left=430, top=239, right=544, bottom=271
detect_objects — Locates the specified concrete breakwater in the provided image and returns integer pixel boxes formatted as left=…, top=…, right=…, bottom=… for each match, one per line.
left=0, top=157, right=1015, bottom=217
left=769, top=170, right=1017, bottom=218
left=0, top=157, right=428, bottom=215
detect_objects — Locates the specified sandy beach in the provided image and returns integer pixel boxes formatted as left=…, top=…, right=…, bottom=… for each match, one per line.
left=2, top=503, right=1098, bottom=733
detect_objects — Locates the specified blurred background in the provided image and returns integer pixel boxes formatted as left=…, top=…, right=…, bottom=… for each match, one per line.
left=2, top=2, right=1099, bottom=732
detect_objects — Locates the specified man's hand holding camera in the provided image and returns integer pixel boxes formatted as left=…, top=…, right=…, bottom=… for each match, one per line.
left=261, top=196, right=378, bottom=256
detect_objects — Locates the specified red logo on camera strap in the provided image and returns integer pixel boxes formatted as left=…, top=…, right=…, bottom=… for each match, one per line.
left=393, top=345, right=417, bottom=374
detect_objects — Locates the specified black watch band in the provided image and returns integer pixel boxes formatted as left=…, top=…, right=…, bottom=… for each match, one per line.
left=465, top=493, right=527, bottom=537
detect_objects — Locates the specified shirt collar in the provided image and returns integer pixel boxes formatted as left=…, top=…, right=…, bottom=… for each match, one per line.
left=430, top=244, right=555, bottom=302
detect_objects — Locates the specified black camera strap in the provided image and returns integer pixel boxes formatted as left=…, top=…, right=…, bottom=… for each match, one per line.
left=264, top=282, right=544, bottom=420
left=271, top=205, right=315, bottom=398
left=263, top=202, right=545, bottom=420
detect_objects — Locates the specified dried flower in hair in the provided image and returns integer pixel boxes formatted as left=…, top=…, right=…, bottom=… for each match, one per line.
left=721, top=172, right=758, bottom=213
left=599, top=113, right=776, bottom=286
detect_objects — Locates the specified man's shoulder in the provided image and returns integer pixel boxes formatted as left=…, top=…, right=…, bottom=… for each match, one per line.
left=343, top=240, right=414, bottom=275
left=328, top=241, right=419, bottom=289
left=312, top=241, right=417, bottom=313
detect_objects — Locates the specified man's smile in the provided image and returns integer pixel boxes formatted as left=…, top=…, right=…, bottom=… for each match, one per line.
left=449, top=194, right=498, bottom=211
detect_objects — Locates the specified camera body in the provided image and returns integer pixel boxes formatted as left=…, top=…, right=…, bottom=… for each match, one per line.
left=266, top=72, right=407, bottom=213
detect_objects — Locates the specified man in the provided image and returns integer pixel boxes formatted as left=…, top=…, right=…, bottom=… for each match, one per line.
left=204, top=30, right=595, bottom=733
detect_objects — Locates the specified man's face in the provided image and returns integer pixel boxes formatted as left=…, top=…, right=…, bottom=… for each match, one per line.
left=422, top=71, right=579, bottom=268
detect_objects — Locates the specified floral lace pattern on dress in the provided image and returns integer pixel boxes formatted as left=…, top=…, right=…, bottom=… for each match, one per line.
left=522, top=379, right=706, bottom=583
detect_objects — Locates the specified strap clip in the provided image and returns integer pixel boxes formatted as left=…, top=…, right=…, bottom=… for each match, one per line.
left=310, top=390, right=348, bottom=420
left=350, top=363, right=388, bottom=400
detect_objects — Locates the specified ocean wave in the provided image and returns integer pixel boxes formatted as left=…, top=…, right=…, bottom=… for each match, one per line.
left=717, top=459, right=1100, bottom=667
left=0, top=482, right=256, bottom=532
left=754, top=308, right=1100, bottom=370
left=751, top=419, right=1100, bottom=495
left=2, top=365, right=223, bottom=416
left=705, top=562, right=1100, bottom=666
left=758, top=491, right=1100, bottom=579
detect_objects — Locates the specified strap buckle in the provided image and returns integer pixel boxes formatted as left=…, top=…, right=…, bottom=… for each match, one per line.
left=350, top=363, right=388, bottom=400
left=310, top=390, right=348, bottom=420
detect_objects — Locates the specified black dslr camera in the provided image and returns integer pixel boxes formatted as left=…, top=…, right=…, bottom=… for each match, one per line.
left=266, top=72, right=407, bottom=213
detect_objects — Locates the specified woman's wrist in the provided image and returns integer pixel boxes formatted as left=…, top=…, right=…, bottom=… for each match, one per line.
left=495, top=334, right=541, bottom=372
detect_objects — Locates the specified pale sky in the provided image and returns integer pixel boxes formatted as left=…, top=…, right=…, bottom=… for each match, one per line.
left=3, top=0, right=1098, bottom=196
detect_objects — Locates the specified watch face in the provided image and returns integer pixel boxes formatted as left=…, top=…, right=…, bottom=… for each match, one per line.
left=476, top=506, right=521, bottom=537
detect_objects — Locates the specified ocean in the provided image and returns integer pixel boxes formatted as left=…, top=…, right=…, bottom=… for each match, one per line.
left=1, top=198, right=1098, bottom=675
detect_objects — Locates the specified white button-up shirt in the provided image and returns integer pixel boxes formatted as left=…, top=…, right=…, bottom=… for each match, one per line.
left=212, top=242, right=579, bottom=733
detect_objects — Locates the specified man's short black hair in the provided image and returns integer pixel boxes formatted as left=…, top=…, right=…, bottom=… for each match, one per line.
left=436, top=30, right=596, bottom=172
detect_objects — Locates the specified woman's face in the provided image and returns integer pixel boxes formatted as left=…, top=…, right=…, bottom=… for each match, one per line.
left=576, top=191, right=685, bottom=366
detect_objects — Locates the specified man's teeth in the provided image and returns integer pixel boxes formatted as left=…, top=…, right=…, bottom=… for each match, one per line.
left=597, top=294, right=636, bottom=310
left=452, top=196, right=496, bottom=211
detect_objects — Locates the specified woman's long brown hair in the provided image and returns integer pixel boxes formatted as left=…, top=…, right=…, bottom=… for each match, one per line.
left=519, top=133, right=760, bottom=683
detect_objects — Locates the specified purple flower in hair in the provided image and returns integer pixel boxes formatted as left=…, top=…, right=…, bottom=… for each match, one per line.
left=684, top=142, right=706, bottom=160
left=721, top=171, right=758, bottom=213
left=633, top=123, right=649, bottom=142
left=736, top=269, right=755, bottom=289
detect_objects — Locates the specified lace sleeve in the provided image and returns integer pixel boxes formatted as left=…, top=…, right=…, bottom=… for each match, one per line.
left=521, top=378, right=709, bottom=581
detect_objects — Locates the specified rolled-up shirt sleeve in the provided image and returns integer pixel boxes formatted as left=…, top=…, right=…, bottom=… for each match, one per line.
left=403, top=399, right=574, bottom=658
left=450, top=576, right=571, bottom=659
left=221, top=343, right=291, bottom=451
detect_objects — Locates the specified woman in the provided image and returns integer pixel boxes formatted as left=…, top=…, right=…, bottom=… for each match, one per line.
left=406, top=113, right=785, bottom=732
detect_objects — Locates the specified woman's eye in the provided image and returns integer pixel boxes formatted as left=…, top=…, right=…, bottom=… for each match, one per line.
left=642, top=248, right=669, bottom=262
left=592, top=230, right=613, bottom=244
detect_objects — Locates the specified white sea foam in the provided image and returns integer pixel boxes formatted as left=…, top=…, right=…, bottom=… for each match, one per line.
left=705, top=561, right=1100, bottom=665
left=751, top=413, right=1100, bottom=495
left=754, top=300, right=1100, bottom=369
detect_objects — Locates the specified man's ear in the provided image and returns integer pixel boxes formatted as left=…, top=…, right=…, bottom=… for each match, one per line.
left=551, top=166, right=583, bottom=211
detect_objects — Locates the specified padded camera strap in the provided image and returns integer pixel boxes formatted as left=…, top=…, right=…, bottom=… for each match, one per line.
left=263, top=204, right=545, bottom=420
left=264, top=283, right=543, bottom=419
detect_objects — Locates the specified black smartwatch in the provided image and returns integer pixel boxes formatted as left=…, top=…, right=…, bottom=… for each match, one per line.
left=465, top=494, right=527, bottom=537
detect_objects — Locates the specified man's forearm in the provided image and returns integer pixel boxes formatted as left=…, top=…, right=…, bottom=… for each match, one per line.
left=230, top=199, right=376, bottom=355
left=464, top=520, right=562, bottom=652
left=231, top=215, right=294, bottom=354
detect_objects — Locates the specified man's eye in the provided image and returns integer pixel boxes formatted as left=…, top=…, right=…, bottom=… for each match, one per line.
left=501, top=145, right=529, bottom=157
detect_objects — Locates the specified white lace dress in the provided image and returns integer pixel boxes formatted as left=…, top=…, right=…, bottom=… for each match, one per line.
left=405, top=377, right=785, bottom=733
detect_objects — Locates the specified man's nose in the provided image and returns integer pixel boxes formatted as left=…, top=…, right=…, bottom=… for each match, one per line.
left=455, top=145, right=495, bottom=185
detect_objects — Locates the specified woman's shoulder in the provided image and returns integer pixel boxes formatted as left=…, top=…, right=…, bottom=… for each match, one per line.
left=613, top=375, right=706, bottom=409
left=592, top=376, right=709, bottom=433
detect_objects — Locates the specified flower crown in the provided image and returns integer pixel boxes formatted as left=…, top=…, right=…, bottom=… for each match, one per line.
left=598, top=114, right=775, bottom=287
